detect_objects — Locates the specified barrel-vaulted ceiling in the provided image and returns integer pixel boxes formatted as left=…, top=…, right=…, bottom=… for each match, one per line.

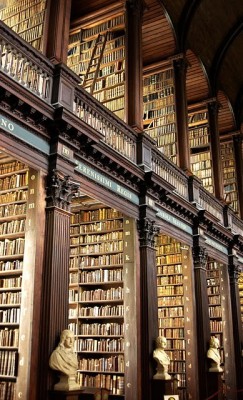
left=71, top=0, right=243, bottom=129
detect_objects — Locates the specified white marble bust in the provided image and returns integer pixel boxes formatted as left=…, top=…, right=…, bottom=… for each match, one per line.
left=153, top=336, right=171, bottom=380
left=207, top=336, right=223, bottom=373
left=49, top=329, right=80, bottom=391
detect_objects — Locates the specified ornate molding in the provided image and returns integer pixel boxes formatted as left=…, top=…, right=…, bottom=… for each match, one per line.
left=137, top=217, right=160, bottom=247
left=46, top=170, right=80, bottom=211
left=192, top=246, right=208, bottom=271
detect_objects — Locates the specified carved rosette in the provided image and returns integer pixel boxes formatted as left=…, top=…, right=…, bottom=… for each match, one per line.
left=137, top=218, right=160, bottom=247
left=45, top=170, right=80, bottom=211
left=192, top=246, right=208, bottom=271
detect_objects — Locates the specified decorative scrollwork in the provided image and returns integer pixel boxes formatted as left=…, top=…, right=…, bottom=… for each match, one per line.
left=46, top=169, right=80, bottom=211
left=137, top=217, right=160, bottom=247
left=192, top=246, right=208, bottom=271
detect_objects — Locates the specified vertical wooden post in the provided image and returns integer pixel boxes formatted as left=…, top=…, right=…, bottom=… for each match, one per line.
left=125, top=0, right=144, bottom=131
left=192, top=243, right=211, bottom=400
left=228, top=254, right=243, bottom=398
left=44, top=0, right=72, bottom=64
left=207, top=100, right=224, bottom=200
left=37, top=171, right=79, bottom=400
left=137, top=208, right=159, bottom=400
left=173, top=55, right=191, bottom=173
left=233, top=135, right=243, bottom=218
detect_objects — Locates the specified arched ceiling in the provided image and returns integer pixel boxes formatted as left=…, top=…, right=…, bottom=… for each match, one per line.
left=71, top=0, right=243, bottom=126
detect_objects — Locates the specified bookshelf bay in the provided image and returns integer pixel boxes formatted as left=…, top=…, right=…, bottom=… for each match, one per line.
left=69, top=203, right=126, bottom=397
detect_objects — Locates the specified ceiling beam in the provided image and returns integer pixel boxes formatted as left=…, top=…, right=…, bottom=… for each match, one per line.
left=178, top=0, right=202, bottom=51
left=211, top=18, right=243, bottom=93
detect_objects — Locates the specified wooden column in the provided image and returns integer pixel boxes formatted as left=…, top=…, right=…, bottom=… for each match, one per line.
left=37, top=171, right=79, bottom=400
left=228, top=254, right=243, bottom=398
left=137, top=210, right=159, bottom=400
left=45, top=0, right=72, bottom=64
left=173, top=55, right=191, bottom=173
left=192, top=241, right=211, bottom=400
left=125, top=0, right=144, bottom=131
left=233, top=135, right=243, bottom=218
left=207, top=100, right=224, bottom=200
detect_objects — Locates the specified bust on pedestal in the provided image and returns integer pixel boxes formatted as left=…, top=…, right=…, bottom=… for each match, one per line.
left=207, top=336, right=223, bottom=373
left=153, top=336, right=171, bottom=380
left=49, top=329, right=80, bottom=391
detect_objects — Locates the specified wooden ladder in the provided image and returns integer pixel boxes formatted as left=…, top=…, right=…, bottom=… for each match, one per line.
left=82, top=31, right=108, bottom=94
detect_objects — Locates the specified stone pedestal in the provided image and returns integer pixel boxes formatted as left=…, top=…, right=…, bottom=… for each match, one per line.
left=53, top=374, right=80, bottom=391
left=152, top=378, right=178, bottom=400
left=207, top=372, right=224, bottom=400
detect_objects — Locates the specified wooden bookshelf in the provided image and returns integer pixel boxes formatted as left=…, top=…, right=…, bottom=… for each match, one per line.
left=238, top=272, right=243, bottom=328
left=0, top=155, right=28, bottom=400
left=220, top=140, right=239, bottom=214
left=67, top=13, right=125, bottom=120
left=69, top=204, right=125, bottom=396
left=0, top=0, right=47, bottom=52
left=189, top=106, right=214, bottom=194
left=155, top=235, right=195, bottom=399
left=143, top=67, right=178, bottom=165
left=206, top=259, right=225, bottom=365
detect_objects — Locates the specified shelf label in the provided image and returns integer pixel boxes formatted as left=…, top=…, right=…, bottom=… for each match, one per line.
left=75, top=160, right=139, bottom=204
left=0, top=112, right=50, bottom=154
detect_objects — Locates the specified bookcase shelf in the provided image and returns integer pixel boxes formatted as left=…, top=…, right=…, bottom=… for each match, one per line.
left=68, top=13, right=125, bottom=120
left=69, top=204, right=125, bottom=396
left=206, top=259, right=224, bottom=362
left=189, top=106, right=214, bottom=194
left=143, top=68, right=178, bottom=165
left=0, top=154, right=29, bottom=400
left=0, top=0, right=47, bottom=52
left=220, top=140, right=239, bottom=214
left=156, top=235, right=194, bottom=395
left=238, top=272, right=243, bottom=327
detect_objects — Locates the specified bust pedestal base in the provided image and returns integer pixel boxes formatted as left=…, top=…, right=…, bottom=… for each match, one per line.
left=152, top=378, right=178, bottom=400
left=207, top=372, right=224, bottom=400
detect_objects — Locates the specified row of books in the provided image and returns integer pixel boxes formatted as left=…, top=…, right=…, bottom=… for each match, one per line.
left=79, top=269, right=123, bottom=283
left=157, top=275, right=183, bottom=285
left=70, top=231, right=123, bottom=244
left=0, top=277, right=22, bottom=288
left=78, top=241, right=123, bottom=255
left=0, top=261, right=23, bottom=272
left=79, top=287, right=124, bottom=302
left=71, top=210, right=122, bottom=223
left=75, top=337, right=124, bottom=352
left=78, top=305, right=124, bottom=317
left=79, top=254, right=124, bottom=267
left=158, top=306, right=184, bottom=317
left=158, top=296, right=184, bottom=307
left=0, top=220, right=25, bottom=236
left=157, top=242, right=182, bottom=254
left=0, top=162, right=27, bottom=175
left=159, top=317, right=184, bottom=328
left=157, top=285, right=184, bottom=296
left=157, top=254, right=182, bottom=265
left=209, top=306, right=222, bottom=318
left=0, top=291, right=21, bottom=305
left=0, top=328, right=19, bottom=347
left=0, top=190, right=28, bottom=205
left=81, top=14, right=124, bottom=41
left=0, top=238, right=25, bottom=257
left=0, top=350, right=17, bottom=377
left=0, top=308, right=20, bottom=324
left=77, top=373, right=124, bottom=394
left=0, top=203, right=27, bottom=218
left=76, top=322, right=124, bottom=336
left=78, top=354, right=124, bottom=373
left=0, top=381, right=15, bottom=399
left=0, top=173, right=28, bottom=191
left=157, top=264, right=182, bottom=274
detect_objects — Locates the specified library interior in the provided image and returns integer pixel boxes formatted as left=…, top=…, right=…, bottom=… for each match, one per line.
left=0, top=0, right=243, bottom=399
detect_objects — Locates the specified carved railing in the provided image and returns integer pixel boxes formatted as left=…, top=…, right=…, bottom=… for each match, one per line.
left=0, top=21, right=53, bottom=102
left=230, top=212, right=243, bottom=236
left=198, top=187, right=224, bottom=224
left=151, top=147, right=189, bottom=199
left=74, top=86, right=137, bottom=163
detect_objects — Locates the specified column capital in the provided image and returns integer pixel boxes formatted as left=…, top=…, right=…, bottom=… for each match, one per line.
left=46, top=170, right=80, bottom=211
left=228, top=260, right=241, bottom=283
left=192, top=246, right=208, bottom=271
left=137, top=217, right=159, bottom=247
left=126, top=0, right=145, bottom=16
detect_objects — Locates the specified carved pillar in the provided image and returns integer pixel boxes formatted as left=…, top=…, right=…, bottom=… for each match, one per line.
left=45, top=0, right=72, bottom=64
left=207, top=100, right=224, bottom=200
left=233, top=135, right=243, bottom=218
left=125, top=0, right=144, bottom=131
left=37, top=171, right=79, bottom=400
left=228, top=255, right=243, bottom=398
left=173, top=55, right=191, bottom=173
left=192, top=243, right=211, bottom=400
left=137, top=215, right=159, bottom=400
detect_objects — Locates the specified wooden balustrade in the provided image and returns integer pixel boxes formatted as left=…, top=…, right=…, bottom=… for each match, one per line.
left=74, top=86, right=137, bottom=163
left=0, top=21, right=53, bottom=102
left=198, top=187, right=224, bottom=224
left=151, top=147, right=189, bottom=199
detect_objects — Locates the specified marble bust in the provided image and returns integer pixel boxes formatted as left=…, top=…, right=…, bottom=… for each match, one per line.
left=207, top=336, right=223, bottom=373
left=49, top=329, right=80, bottom=390
left=153, top=336, right=171, bottom=380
